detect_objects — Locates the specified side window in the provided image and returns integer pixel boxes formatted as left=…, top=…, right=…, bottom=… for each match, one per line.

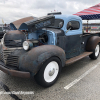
left=67, top=21, right=80, bottom=30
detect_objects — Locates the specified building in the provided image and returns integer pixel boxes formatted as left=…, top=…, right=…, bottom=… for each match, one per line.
left=83, top=23, right=100, bottom=33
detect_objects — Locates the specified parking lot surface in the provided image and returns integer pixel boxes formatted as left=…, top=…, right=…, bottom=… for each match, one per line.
left=0, top=56, right=100, bottom=100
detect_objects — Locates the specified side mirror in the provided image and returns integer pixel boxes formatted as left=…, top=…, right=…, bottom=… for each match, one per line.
left=67, top=22, right=73, bottom=30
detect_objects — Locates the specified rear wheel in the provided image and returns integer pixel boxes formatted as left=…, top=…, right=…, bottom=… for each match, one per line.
left=89, top=44, right=100, bottom=60
left=34, top=57, right=62, bottom=87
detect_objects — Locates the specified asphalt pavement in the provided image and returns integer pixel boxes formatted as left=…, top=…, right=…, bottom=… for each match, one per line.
left=0, top=55, right=100, bottom=100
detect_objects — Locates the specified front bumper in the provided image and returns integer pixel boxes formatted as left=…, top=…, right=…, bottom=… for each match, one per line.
left=0, top=61, right=30, bottom=78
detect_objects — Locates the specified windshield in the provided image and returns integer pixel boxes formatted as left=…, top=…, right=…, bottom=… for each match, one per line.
left=0, top=27, right=3, bottom=32
left=48, top=19, right=64, bottom=29
left=3, top=27, right=10, bottom=30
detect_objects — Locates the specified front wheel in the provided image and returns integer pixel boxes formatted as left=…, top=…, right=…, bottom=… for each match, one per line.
left=34, top=57, right=62, bottom=87
left=89, top=44, right=100, bottom=60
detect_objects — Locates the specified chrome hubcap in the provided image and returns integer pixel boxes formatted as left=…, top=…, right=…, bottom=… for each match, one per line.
left=49, top=68, right=55, bottom=76
left=44, top=61, right=59, bottom=83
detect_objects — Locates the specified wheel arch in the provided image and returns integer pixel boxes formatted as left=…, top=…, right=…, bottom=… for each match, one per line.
left=86, top=36, right=100, bottom=52
left=34, top=56, right=62, bottom=87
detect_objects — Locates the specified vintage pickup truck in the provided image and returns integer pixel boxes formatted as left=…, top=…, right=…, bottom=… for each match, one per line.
left=0, top=13, right=100, bottom=87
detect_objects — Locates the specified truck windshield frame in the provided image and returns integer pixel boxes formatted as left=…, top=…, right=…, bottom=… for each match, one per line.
left=48, top=19, right=64, bottom=29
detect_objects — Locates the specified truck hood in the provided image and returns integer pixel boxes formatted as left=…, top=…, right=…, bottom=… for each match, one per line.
left=18, top=15, right=55, bottom=32
left=10, top=16, right=36, bottom=30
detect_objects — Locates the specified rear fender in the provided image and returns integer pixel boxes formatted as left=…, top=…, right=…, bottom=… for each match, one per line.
left=86, top=36, right=100, bottom=51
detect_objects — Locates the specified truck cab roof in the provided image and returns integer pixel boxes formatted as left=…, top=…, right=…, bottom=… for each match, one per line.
left=54, top=14, right=82, bottom=22
left=53, top=15, right=82, bottom=32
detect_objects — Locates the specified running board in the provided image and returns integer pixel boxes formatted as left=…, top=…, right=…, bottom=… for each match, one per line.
left=65, top=52, right=93, bottom=65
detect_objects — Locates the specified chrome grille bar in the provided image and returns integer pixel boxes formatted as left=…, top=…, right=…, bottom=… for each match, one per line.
left=2, top=49, right=19, bottom=67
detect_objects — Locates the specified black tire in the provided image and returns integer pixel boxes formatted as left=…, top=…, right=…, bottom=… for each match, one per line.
left=34, top=57, right=62, bottom=87
left=89, top=44, right=100, bottom=60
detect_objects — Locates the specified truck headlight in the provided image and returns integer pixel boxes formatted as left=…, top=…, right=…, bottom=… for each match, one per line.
left=23, top=41, right=33, bottom=50
left=23, top=41, right=29, bottom=50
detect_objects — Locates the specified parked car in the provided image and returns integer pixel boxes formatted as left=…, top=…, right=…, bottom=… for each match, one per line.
left=0, top=13, right=100, bottom=87
left=0, top=26, right=10, bottom=40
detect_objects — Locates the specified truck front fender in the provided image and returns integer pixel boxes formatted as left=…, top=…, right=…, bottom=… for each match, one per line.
left=86, top=36, right=100, bottom=51
left=19, top=45, right=66, bottom=77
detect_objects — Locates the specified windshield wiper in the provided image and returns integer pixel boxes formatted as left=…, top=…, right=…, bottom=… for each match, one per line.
left=47, top=26, right=60, bottom=29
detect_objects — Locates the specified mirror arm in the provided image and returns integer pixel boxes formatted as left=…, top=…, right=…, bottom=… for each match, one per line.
left=66, top=28, right=71, bottom=33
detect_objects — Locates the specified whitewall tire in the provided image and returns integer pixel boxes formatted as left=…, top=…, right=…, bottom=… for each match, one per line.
left=89, top=44, right=100, bottom=60
left=34, top=57, right=62, bottom=87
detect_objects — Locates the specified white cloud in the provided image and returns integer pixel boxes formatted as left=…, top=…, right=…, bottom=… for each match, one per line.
left=0, top=0, right=100, bottom=24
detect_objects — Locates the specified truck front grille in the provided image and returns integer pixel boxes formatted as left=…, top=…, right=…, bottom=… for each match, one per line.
left=0, top=50, right=4, bottom=62
left=4, top=40, right=22, bottom=48
left=2, top=50, right=19, bottom=67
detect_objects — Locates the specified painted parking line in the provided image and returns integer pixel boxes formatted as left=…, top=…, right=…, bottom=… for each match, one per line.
left=64, top=62, right=100, bottom=90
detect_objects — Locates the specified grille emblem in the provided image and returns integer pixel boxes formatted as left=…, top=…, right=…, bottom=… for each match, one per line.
left=14, top=40, right=22, bottom=43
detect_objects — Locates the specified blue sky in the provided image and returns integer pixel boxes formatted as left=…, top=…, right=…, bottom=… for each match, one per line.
left=0, top=0, right=100, bottom=24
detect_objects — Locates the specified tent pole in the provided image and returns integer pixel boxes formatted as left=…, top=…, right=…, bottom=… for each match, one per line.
left=87, top=20, right=88, bottom=33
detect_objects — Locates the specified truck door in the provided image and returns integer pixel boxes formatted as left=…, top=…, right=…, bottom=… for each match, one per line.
left=65, top=20, right=82, bottom=59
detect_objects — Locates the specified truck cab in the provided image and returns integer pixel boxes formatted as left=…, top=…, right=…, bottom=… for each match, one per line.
left=53, top=15, right=83, bottom=58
